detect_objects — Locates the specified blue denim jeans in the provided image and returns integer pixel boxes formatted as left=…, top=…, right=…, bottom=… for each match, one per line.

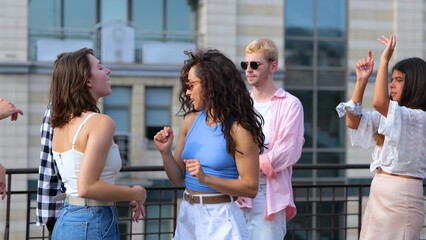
left=52, top=203, right=119, bottom=240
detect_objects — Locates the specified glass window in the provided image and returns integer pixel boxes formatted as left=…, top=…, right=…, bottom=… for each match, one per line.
left=29, top=0, right=197, bottom=61
left=318, top=70, right=346, bottom=87
left=29, top=0, right=97, bottom=60
left=285, top=1, right=348, bottom=238
left=285, top=0, right=347, bottom=161
left=132, top=0, right=163, bottom=33
left=285, top=0, right=314, bottom=36
left=132, top=0, right=196, bottom=42
left=104, top=87, right=132, bottom=167
left=290, top=90, right=313, bottom=148
left=317, top=0, right=346, bottom=37
left=29, top=0, right=61, bottom=30
left=293, top=152, right=313, bottom=178
left=101, top=0, right=127, bottom=22
left=285, top=70, right=313, bottom=87
left=317, top=152, right=345, bottom=177
left=317, top=91, right=345, bottom=148
left=318, top=40, right=346, bottom=67
left=285, top=39, right=314, bottom=66
left=64, top=0, right=96, bottom=29
left=145, top=87, right=172, bottom=140
left=104, top=87, right=132, bottom=132
left=167, top=0, right=194, bottom=32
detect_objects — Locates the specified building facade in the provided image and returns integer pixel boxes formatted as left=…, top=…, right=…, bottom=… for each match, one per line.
left=0, top=0, right=425, bottom=238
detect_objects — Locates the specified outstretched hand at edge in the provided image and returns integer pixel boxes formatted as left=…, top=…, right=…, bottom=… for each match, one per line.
left=377, top=34, right=396, bottom=63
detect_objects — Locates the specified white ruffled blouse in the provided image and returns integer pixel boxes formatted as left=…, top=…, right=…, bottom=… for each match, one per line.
left=347, top=101, right=426, bottom=179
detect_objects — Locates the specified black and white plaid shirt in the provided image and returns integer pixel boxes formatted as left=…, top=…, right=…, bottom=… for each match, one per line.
left=36, top=105, right=64, bottom=226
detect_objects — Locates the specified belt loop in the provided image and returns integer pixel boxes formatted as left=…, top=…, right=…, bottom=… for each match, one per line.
left=199, top=195, right=204, bottom=205
left=229, top=195, right=233, bottom=202
left=84, top=198, right=88, bottom=206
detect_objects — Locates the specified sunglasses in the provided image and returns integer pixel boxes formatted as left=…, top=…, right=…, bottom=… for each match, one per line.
left=186, top=80, right=201, bottom=91
left=240, top=61, right=263, bottom=70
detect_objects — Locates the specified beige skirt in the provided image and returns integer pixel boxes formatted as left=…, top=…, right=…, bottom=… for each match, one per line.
left=360, top=173, right=425, bottom=240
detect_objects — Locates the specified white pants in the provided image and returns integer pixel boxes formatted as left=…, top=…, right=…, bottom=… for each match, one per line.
left=242, top=184, right=287, bottom=240
left=173, top=194, right=248, bottom=240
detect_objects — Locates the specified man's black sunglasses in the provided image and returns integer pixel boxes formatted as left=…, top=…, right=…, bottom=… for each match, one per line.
left=240, top=61, right=262, bottom=70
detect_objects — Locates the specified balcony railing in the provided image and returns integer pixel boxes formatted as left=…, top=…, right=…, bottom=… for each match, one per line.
left=2, top=165, right=426, bottom=240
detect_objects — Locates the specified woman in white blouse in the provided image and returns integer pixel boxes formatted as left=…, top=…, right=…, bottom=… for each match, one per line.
left=336, top=35, right=426, bottom=240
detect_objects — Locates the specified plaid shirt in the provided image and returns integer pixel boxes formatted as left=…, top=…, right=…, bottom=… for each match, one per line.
left=36, top=105, right=64, bottom=226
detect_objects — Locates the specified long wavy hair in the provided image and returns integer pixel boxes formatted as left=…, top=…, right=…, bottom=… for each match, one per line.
left=178, top=49, right=265, bottom=157
left=49, top=48, right=100, bottom=128
left=375, top=57, right=426, bottom=146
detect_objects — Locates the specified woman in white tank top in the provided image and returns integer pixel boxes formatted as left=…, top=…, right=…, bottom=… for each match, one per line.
left=48, top=48, right=147, bottom=240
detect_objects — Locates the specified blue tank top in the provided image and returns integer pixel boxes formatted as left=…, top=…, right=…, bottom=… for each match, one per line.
left=182, top=111, right=238, bottom=192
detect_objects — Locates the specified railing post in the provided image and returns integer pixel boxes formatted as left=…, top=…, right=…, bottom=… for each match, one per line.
left=4, top=173, right=11, bottom=240
left=358, top=185, right=363, bottom=239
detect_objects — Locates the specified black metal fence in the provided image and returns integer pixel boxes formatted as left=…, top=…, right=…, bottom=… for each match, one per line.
left=3, top=165, right=426, bottom=240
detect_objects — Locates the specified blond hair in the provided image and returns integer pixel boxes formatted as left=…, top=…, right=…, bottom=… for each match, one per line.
left=245, top=38, right=278, bottom=62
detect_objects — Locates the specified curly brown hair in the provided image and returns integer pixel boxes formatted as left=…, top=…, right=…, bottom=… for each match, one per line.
left=177, top=49, right=265, bottom=157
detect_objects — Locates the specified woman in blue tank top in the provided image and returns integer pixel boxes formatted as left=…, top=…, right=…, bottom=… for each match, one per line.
left=154, top=49, right=265, bottom=240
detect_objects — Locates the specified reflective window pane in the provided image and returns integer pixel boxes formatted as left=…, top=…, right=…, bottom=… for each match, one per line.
left=318, top=40, right=346, bottom=67
left=145, top=87, right=172, bottom=140
left=101, top=0, right=127, bottom=22
left=290, top=90, right=313, bottom=148
left=146, top=88, right=172, bottom=106
left=106, top=109, right=130, bottom=132
left=317, top=152, right=345, bottom=177
left=293, top=152, right=313, bottom=178
left=285, top=39, right=313, bottom=66
left=285, top=70, right=313, bottom=87
left=104, top=87, right=132, bottom=105
left=64, top=0, right=96, bottom=29
left=133, top=0, right=163, bottom=33
left=146, top=109, right=170, bottom=125
left=317, top=91, right=345, bottom=148
left=285, top=0, right=314, bottom=36
left=166, top=0, right=195, bottom=32
left=104, top=87, right=131, bottom=132
left=318, top=70, right=346, bottom=87
left=318, top=0, right=346, bottom=37
left=29, top=0, right=60, bottom=29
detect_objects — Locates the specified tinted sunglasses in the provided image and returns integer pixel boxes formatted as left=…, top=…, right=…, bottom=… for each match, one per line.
left=240, top=61, right=262, bottom=70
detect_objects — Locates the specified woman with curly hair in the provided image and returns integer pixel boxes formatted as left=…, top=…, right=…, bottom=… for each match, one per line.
left=154, top=49, right=265, bottom=240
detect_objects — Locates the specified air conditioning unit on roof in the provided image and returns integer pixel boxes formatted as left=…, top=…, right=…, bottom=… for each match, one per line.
left=100, top=21, right=135, bottom=63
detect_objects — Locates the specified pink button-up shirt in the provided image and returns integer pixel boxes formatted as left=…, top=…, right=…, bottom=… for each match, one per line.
left=239, top=88, right=305, bottom=221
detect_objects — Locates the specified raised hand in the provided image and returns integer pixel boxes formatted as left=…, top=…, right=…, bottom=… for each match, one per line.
left=355, top=50, right=374, bottom=83
left=153, top=126, right=174, bottom=152
left=0, top=98, right=23, bottom=121
left=377, top=34, right=396, bottom=62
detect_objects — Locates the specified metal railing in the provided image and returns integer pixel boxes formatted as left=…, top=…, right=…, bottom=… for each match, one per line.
left=2, top=165, right=426, bottom=240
